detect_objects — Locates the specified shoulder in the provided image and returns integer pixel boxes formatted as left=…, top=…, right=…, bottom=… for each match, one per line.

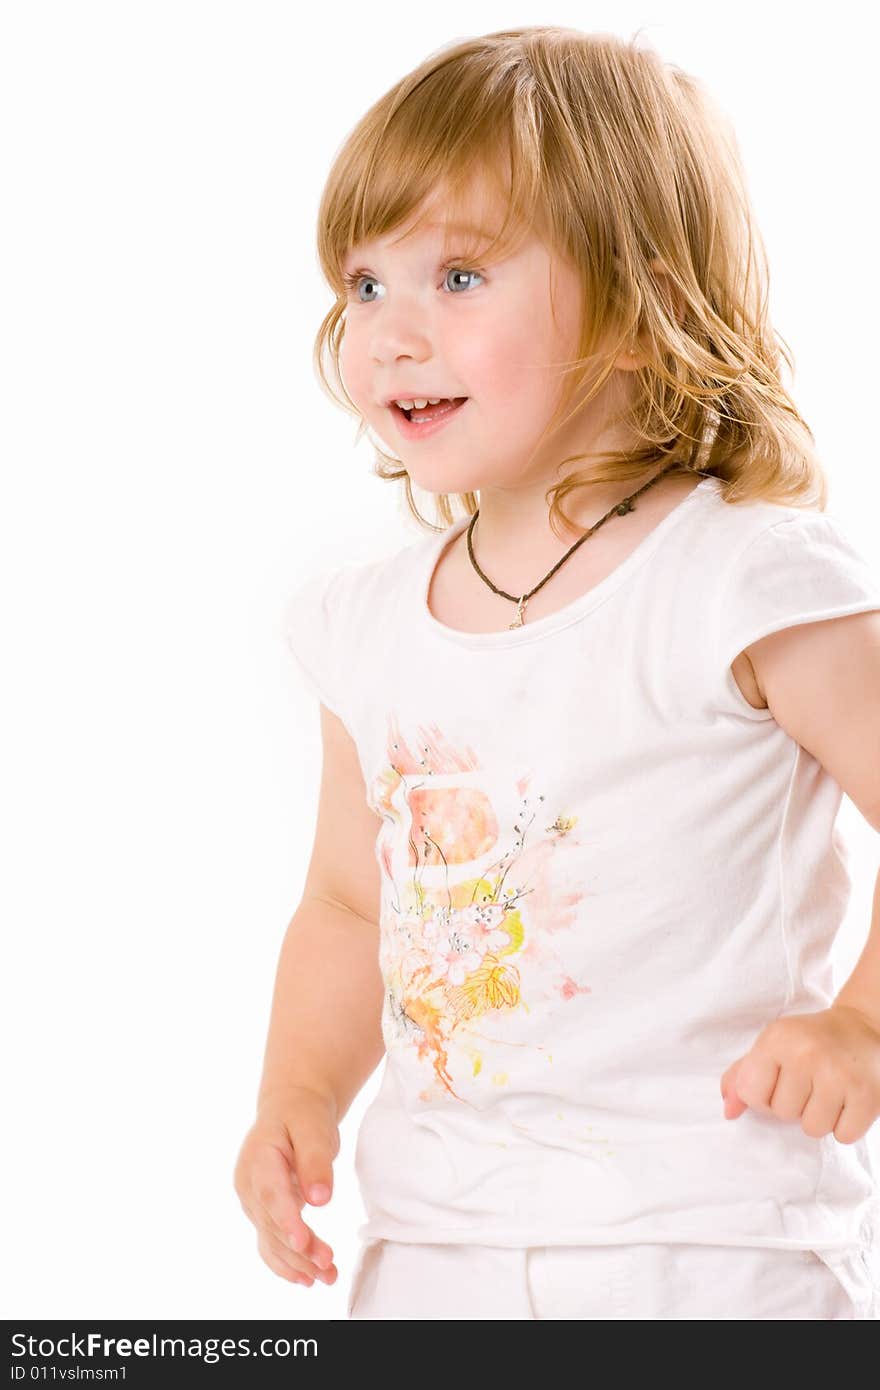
left=694, top=479, right=874, bottom=585
left=283, top=526, right=441, bottom=727
left=698, top=476, right=835, bottom=548
left=701, top=484, right=880, bottom=665
left=285, top=523, right=441, bottom=636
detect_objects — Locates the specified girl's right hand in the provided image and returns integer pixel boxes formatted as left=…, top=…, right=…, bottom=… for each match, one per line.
left=233, top=1086, right=340, bottom=1288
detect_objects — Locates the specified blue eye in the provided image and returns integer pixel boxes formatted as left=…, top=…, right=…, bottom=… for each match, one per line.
left=342, top=264, right=485, bottom=302
left=443, top=267, right=484, bottom=294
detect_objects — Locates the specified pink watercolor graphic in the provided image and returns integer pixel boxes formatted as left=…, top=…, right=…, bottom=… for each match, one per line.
left=366, top=716, right=593, bottom=1105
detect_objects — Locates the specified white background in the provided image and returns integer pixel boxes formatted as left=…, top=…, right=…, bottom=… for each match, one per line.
left=2, top=1, right=878, bottom=1319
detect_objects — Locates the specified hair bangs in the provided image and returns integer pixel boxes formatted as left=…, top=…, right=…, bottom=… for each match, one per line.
left=319, top=78, right=548, bottom=295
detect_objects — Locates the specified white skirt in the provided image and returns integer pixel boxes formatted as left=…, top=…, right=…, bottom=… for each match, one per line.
left=347, top=1237, right=880, bottom=1320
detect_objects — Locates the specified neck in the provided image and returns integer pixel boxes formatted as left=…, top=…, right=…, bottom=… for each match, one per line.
left=470, top=463, right=681, bottom=579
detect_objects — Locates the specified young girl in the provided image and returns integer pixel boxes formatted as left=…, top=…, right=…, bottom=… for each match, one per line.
left=234, top=27, right=880, bottom=1319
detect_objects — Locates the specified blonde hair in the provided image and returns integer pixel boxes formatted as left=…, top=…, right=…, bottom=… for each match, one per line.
left=313, top=25, right=828, bottom=536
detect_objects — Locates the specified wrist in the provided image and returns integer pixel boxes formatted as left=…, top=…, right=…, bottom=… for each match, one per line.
left=831, top=996, right=880, bottom=1035
left=257, top=1080, right=339, bottom=1122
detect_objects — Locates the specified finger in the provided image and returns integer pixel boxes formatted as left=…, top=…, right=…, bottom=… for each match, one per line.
left=767, top=1064, right=813, bottom=1123
left=254, top=1188, right=335, bottom=1271
left=269, top=1207, right=336, bottom=1272
left=722, top=1089, right=748, bottom=1119
left=831, top=1089, right=872, bottom=1145
left=251, top=1143, right=318, bottom=1249
left=250, top=1146, right=335, bottom=1268
left=285, top=1100, right=338, bottom=1209
left=735, top=1050, right=780, bottom=1111
left=269, top=1109, right=336, bottom=1215
left=247, top=1195, right=336, bottom=1278
left=262, top=1228, right=338, bottom=1285
left=240, top=1193, right=333, bottom=1279
left=800, top=1079, right=843, bottom=1138
left=257, top=1232, right=315, bottom=1287
left=719, top=1060, right=738, bottom=1098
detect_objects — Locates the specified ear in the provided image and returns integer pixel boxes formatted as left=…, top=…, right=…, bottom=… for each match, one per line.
left=614, top=257, right=686, bottom=372
left=650, top=256, right=687, bottom=330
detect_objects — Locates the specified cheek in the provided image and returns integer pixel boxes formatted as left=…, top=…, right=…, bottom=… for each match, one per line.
left=338, top=329, right=372, bottom=409
left=459, top=306, right=568, bottom=411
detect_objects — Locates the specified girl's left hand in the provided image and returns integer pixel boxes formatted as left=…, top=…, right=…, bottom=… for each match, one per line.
left=720, top=1004, right=880, bottom=1143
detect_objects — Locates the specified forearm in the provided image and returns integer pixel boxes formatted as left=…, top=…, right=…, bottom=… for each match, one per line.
left=834, top=862, right=880, bottom=1031
left=257, top=897, right=385, bottom=1124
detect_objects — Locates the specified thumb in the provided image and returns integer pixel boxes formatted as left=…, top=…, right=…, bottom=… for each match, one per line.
left=720, top=1061, right=748, bottom=1120
left=287, top=1093, right=339, bottom=1206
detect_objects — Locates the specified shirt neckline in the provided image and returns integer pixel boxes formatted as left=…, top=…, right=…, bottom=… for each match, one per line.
left=417, top=474, right=719, bottom=649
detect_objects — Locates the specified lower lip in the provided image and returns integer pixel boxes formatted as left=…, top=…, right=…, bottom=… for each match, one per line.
left=389, top=398, right=469, bottom=440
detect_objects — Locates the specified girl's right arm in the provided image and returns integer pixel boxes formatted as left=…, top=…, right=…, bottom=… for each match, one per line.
left=233, top=703, right=385, bottom=1289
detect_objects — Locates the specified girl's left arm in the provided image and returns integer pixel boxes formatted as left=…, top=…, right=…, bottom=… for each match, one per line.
left=719, top=609, right=880, bottom=1142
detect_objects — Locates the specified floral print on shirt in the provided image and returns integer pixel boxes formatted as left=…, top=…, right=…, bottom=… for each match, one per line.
left=367, top=715, right=592, bottom=1106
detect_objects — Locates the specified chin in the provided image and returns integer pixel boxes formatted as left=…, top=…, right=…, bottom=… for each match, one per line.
left=404, top=464, right=488, bottom=497
left=398, top=453, right=499, bottom=498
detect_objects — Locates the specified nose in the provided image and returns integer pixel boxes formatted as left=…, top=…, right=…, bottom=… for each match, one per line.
left=371, top=337, right=432, bottom=370
left=367, top=294, right=434, bottom=367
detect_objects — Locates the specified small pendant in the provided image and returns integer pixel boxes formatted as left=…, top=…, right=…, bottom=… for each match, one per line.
left=509, top=595, right=528, bottom=629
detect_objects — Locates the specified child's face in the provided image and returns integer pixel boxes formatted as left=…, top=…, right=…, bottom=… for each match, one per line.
left=338, top=187, right=635, bottom=500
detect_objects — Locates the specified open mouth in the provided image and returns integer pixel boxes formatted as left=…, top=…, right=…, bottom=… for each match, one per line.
left=392, top=397, right=469, bottom=423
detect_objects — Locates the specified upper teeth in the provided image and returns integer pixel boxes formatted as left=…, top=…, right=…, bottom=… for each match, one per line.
left=394, top=397, right=446, bottom=409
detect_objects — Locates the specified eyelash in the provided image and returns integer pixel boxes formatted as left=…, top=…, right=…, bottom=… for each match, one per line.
left=341, top=262, right=485, bottom=300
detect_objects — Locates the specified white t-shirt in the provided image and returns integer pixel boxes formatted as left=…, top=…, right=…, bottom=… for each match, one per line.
left=285, top=474, right=880, bottom=1253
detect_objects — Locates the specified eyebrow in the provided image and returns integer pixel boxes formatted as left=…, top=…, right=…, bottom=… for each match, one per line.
left=344, top=220, right=495, bottom=261
left=421, top=220, right=494, bottom=234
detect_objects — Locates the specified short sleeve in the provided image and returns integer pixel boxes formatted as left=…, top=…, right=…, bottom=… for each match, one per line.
left=283, top=566, right=350, bottom=725
left=716, top=511, right=880, bottom=674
